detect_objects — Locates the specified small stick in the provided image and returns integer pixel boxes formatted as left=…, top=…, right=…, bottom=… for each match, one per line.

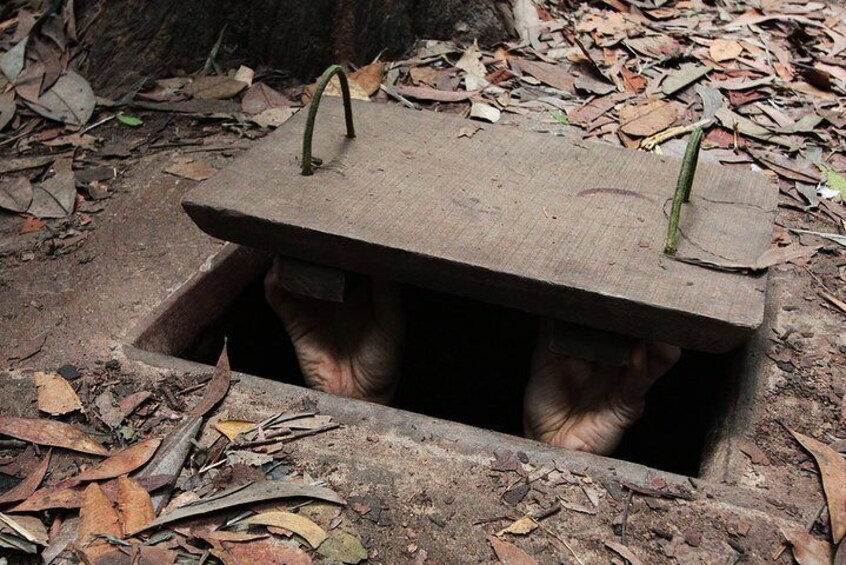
left=301, top=65, right=356, bottom=176
left=620, top=489, right=634, bottom=544
left=664, top=128, right=704, bottom=255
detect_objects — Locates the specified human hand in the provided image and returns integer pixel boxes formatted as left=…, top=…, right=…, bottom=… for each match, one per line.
left=523, top=323, right=680, bottom=455
left=264, top=259, right=404, bottom=405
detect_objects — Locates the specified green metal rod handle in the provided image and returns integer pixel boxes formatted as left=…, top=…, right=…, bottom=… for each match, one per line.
left=664, top=128, right=704, bottom=255
left=301, top=65, right=357, bottom=176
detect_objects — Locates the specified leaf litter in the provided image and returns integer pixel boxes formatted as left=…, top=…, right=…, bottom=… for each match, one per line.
left=1, top=0, right=846, bottom=562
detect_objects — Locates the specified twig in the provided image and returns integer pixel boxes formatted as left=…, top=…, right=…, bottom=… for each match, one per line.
left=379, top=84, right=419, bottom=110
left=642, top=118, right=712, bottom=150
left=203, top=23, right=229, bottom=76
left=80, top=114, right=117, bottom=135
left=539, top=523, right=585, bottom=565
left=621, top=489, right=634, bottom=544
left=664, top=128, right=704, bottom=255
left=0, top=439, right=26, bottom=449
left=239, top=423, right=340, bottom=449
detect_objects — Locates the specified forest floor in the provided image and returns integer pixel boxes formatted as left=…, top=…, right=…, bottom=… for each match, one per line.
left=0, top=0, right=845, bottom=563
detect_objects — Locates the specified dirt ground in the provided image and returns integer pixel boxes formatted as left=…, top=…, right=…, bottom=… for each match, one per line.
left=1, top=0, right=846, bottom=563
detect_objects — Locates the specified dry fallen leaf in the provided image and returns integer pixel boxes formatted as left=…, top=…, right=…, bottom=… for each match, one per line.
left=619, top=99, right=678, bottom=137
left=241, top=83, right=291, bottom=115
left=75, top=438, right=161, bottom=482
left=76, top=483, right=123, bottom=563
left=34, top=371, right=82, bottom=416
left=488, top=535, right=539, bottom=565
left=496, top=516, right=538, bottom=537
left=244, top=511, right=328, bottom=548
left=785, top=530, right=835, bottom=565
left=214, top=419, right=255, bottom=441
left=0, top=450, right=50, bottom=505
left=515, top=59, right=574, bottom=92
left=133, top=480, right=345, bottom=534
left=116, top=477, right=155, bottom=535
left=349, top=62, right=385, bottom=97
left=317, top=529, right=367, bottom=564
left=187, top=344, right=231, bottom=417
left=78, top=483, right=123, bottom=540
left=249, top=107, right=296, bottom=129
left=224, top=537, right=313, bottom=565
left=606, top=541, right=645, bottom=565
left=790, top=429, right=846, bottom=543
left=117, top=391, right=152, bottom=423
left=709, top=39, right=743, bottom=62
left=321, top=75, right=370, bottom=101
left=28, top=158, right=76, bottom=219
left=10, top=474, right=170, bottom=513
left=470, top=102, right=501, bottom=124
left=0, top=176, right=32, bottom=213
left=164, top=160, right=216, bottom=182
left=394, top=85, right=478, bottom=102
left=24, top=70, right=95, bottom=128
left=0, top=417, right=108, bottom=456
left=184, top=76, right=247, bottom=100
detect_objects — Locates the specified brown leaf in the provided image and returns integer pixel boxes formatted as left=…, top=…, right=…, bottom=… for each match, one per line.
left=241, top=83, right=290, bottom=115
left=618, top=99, right=678, bottom=137
left=790, top=429, right=846, bottom=543
left=34, top=371, right=82, bottom=415
left=24, top=70, right=95, bottom=128
left=136, top=546, right=176, bottom=565
left=0, top=450, right=50, bottom=505
left=9, top=474, right=170, bottom=513
left=164, top=160, right=216, bottom=182
left=514, top=59, right=574, bottom=92
left=349, top=62, right=385, bottom=97
left=0, top=417, right=108, bottom=456
left=487, top=535, right=539, bottom=565
left=709, top=39, right=743, bottom=62
left=410, top=66, right=442, bottom=87
left=0, top=91, right=15, bottom=132
left=785, top=530, right=835, bottom=565
left=496, top=516, right=538, bottom=537
left=117, top=391, right=152, bottom=422
left=19, top=216, right=45, bottom=235
left=28, top=158, right=76, bottom=219
left=606, top=541, right=644, bottom=565
left=394, top=85, right=478, bottom=102
left=0, top=176, right=33, bottom=213
left=78, top=483, right=123, bottom=543
left=75, top=438, right=161, bottom=482
left=224, top=537, right=313, bottom=565
left=660, top=64, right=711, bottom=96
left=187, top=344, right=231, bottom=417
left=116, top=477, right=155, bottom=535
left=184, top=76, right=247, bottom=100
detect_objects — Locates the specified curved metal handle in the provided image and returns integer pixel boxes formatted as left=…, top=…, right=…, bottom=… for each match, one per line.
left=664, top=128, right=703, bottom=255
left=301, top=65, right=357, bottom=176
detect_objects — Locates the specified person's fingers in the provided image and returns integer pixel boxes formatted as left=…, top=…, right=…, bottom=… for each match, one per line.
left=646, top=342, right=682, bottom=380
left=618, top=340, right=680, bottom=400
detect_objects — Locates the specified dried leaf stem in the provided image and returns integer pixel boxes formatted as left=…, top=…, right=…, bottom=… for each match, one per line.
left=301, top=65, right=356, bottom=176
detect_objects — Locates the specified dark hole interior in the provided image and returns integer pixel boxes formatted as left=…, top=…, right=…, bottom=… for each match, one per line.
left=181, top=275, right=741, bottom=477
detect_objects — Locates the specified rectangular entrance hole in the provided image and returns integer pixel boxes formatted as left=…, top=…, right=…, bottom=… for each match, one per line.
left=127, top=245, right=760, bottom=478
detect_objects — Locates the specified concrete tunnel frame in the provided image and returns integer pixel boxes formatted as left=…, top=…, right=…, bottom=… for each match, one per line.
left=123, top=243, right=770, bottom=483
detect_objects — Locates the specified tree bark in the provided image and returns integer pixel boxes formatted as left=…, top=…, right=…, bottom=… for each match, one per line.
left=78, top=0, right=511, bottom=95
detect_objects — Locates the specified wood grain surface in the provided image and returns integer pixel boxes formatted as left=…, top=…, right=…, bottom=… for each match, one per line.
left=183, top=99, right=777, bottom=353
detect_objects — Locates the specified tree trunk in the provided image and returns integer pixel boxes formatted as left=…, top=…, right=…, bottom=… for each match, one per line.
left=78, top=0, right=511, bottom=96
